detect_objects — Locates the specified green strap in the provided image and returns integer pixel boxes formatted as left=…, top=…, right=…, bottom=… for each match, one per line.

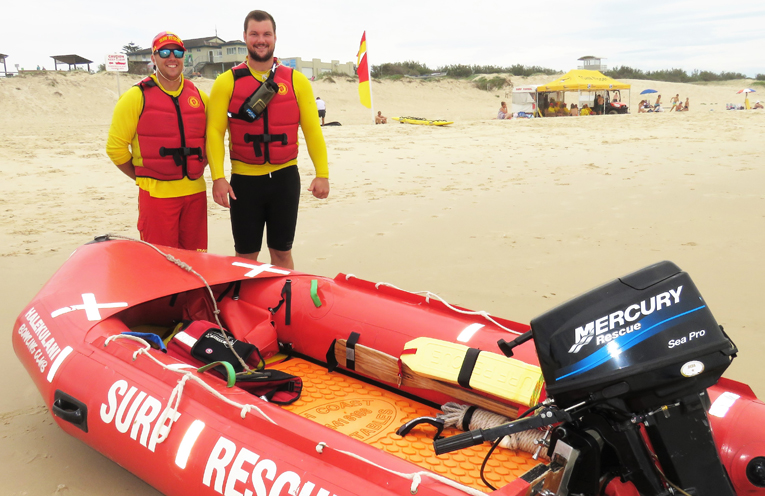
left=197, top=361, right=236, bottom=388
left=310, top=279, right=322, bottom=308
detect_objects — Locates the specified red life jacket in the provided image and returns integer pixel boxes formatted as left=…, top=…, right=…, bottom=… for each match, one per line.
left=135, top=77, right=207, bottom=181
left=227, top=62, right=300, bottom=165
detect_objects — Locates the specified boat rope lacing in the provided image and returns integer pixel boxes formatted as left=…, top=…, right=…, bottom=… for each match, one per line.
left=314, top=442, right=486, bottom=496
left=101, top=236, right=516, bottom=494
left=104, top=334, right=276, bottom=446
left=344, top=274, right=523, bottom=336
left=105, top=233, right=253, bottom=373
left=439, top=402, right=548, bottom=458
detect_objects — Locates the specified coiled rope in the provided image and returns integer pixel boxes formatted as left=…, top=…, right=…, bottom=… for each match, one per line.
left=439, top=402, right=548, bottom=458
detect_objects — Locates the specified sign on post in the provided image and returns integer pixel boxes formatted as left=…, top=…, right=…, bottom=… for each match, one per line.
left=105, top=54, right=129, bottom=72
left=105, top=53, right=129, bottom=95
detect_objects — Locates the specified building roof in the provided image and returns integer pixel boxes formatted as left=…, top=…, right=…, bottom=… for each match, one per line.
left=51, top=54, right=93, bottom=65
left=0, top=54, right=8, bottom=60
left=577, top=56, right=605, bottom=61
left=130, top=36, right=236, bottom=56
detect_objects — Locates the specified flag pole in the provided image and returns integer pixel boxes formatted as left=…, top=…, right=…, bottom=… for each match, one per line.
left=366, top=31, right=375, bottom=124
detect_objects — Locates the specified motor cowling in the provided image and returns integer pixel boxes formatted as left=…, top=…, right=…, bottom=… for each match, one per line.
left=530, top=261, right=736, bottom=411
left=531, top=261, right=739, bottom=495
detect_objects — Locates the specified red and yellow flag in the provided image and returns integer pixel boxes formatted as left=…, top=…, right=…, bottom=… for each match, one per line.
left=356, top=31, right=371, bottom=108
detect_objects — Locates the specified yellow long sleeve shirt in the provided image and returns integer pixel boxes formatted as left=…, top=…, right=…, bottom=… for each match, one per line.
left=106, top=75, right=209, bottom=198
left=206, top=62, right=328, bottom=180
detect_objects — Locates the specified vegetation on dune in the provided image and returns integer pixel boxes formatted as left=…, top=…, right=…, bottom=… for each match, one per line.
left=370, top=61, right=559, bottom=79
left=605, top=66, right=749, bottom=83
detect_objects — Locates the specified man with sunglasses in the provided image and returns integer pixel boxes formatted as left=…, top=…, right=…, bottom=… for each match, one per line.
left=107, top=31, right=210, bottom=251
left=206, top=10, right=329, bottom=269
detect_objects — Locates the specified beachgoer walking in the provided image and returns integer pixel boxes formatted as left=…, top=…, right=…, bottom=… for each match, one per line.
left=316, top=97, right=326, bottom=125
left=206, top=10, right=329, bottom=269
left=106, top=31, right=209, bottom=251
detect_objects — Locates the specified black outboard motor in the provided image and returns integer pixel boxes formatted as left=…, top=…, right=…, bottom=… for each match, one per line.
left=531, top=261, right=738, bottom=495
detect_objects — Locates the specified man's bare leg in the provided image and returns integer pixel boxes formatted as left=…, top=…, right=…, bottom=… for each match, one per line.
left=269, top=248, right=294, bottom=269
left=236, top=251, right=260, bottom=261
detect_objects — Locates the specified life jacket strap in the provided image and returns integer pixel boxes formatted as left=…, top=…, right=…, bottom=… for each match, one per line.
left=159, top=146, right=203, bottom=166
left=243, top=133, right=288, bottom=158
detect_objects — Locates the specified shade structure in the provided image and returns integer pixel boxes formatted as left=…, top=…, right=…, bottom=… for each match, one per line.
left=536, top=69, right=630, bottom=92
left=640, top=89, right=658, bottom=95
left=51, top=54, right=93, bottom=72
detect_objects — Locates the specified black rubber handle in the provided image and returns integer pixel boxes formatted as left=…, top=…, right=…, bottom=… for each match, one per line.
left=433, top=430, right=486, bottom=455
left=52, top=390, right=88, bottom=432
left=396, top=416, right=445, bottom=440
left=52, top=399, right=84, bottom=424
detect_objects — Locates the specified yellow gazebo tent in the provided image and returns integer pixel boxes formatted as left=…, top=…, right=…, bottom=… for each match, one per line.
left=536, top=69, right=631, bottom=116
left=536, top=69, right=630, bottom=92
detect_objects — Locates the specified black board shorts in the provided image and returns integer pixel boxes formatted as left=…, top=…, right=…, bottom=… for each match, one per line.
left=229, top=166, right=301, bottom=254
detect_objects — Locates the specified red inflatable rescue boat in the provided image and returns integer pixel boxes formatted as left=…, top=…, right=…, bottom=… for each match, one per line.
left=12, top=236, right=765, bottom=495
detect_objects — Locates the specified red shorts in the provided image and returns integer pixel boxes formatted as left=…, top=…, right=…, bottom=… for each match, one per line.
left=137, top=189, right=208, bottom=251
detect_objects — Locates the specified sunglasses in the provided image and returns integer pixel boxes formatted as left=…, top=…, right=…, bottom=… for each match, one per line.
left=154, top=48, right=185, bottom=59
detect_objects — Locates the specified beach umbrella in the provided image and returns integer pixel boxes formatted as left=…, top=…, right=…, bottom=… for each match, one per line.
left=736, top=88, right=756, bottom=94
left=640, top=89, right=658, bottom=95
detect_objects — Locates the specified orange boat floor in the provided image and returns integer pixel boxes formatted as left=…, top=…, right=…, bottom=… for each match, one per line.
left=271, top=358, right=540, bottom=493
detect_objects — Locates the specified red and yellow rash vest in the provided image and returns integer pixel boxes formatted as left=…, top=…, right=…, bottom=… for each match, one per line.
left=135, top=77, right=207, bottom=180
left=227, top=63, right=300, bottom=165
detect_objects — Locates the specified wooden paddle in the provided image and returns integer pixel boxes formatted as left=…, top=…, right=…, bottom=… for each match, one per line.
left=334, top=339, right=519, bottom=419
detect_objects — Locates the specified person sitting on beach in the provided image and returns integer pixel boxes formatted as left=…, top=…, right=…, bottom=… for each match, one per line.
left=654, top=94, right=662, bottom=110
left=682, top=97, right=689, bottom=111
left=754, top=101, right=764, bottom=110
left=638, top=100, right=648, bottom=113
left=570, top=103, right=579, bottom=116
left=675, top=101, right=684, bottom=112
left=545, top=101, right=558, bottom=117
left=375, top=111, right=387, bottom=124
left=497, top=101, right=509, bottom=119
left=580, top=104, right=592, bottom=116
left=557, top=102, right=570, bottom=117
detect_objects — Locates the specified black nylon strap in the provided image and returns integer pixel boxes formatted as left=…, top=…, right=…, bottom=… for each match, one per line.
left=243, top=133, right=288, bottom=158
left=325, top=339, right=338, bottom=372
left=268, top=279, right=292, bottom=325
left=457, top=347, right=481, bottom=389
left=159, top=146, right=203, bottom=166
left=461, top=405, right=478, bottom=432
left=346, top=332, right=361, bottom=371
left=232, top=66, right=251, bottom=80
left=216, top=280, right=242, bottom=303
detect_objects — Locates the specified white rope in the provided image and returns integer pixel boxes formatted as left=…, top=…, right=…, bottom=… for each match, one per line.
left=373, top=281, right=523, bottom=336
left=439, top=402, right=548, bottom=459
left=104, top=334, right=276, bottom=446
left=315, top=442, right=486, bottom=496
left=105, top=233, right=253, bottom=372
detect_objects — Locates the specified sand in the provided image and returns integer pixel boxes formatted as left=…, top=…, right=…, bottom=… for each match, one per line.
left=0, top=70, right=763, bottom=495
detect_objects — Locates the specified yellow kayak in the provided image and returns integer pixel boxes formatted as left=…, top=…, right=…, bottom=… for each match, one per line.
left=392, top=116, right=453, bottom=126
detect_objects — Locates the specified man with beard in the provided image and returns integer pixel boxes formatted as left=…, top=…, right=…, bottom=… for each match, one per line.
left=206, top=10, right=329, bottom=269
left=106, top=31, right=209, bottom=251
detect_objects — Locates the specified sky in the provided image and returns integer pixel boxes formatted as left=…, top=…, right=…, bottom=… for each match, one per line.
left=2, top=0, right=764, bottom=77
